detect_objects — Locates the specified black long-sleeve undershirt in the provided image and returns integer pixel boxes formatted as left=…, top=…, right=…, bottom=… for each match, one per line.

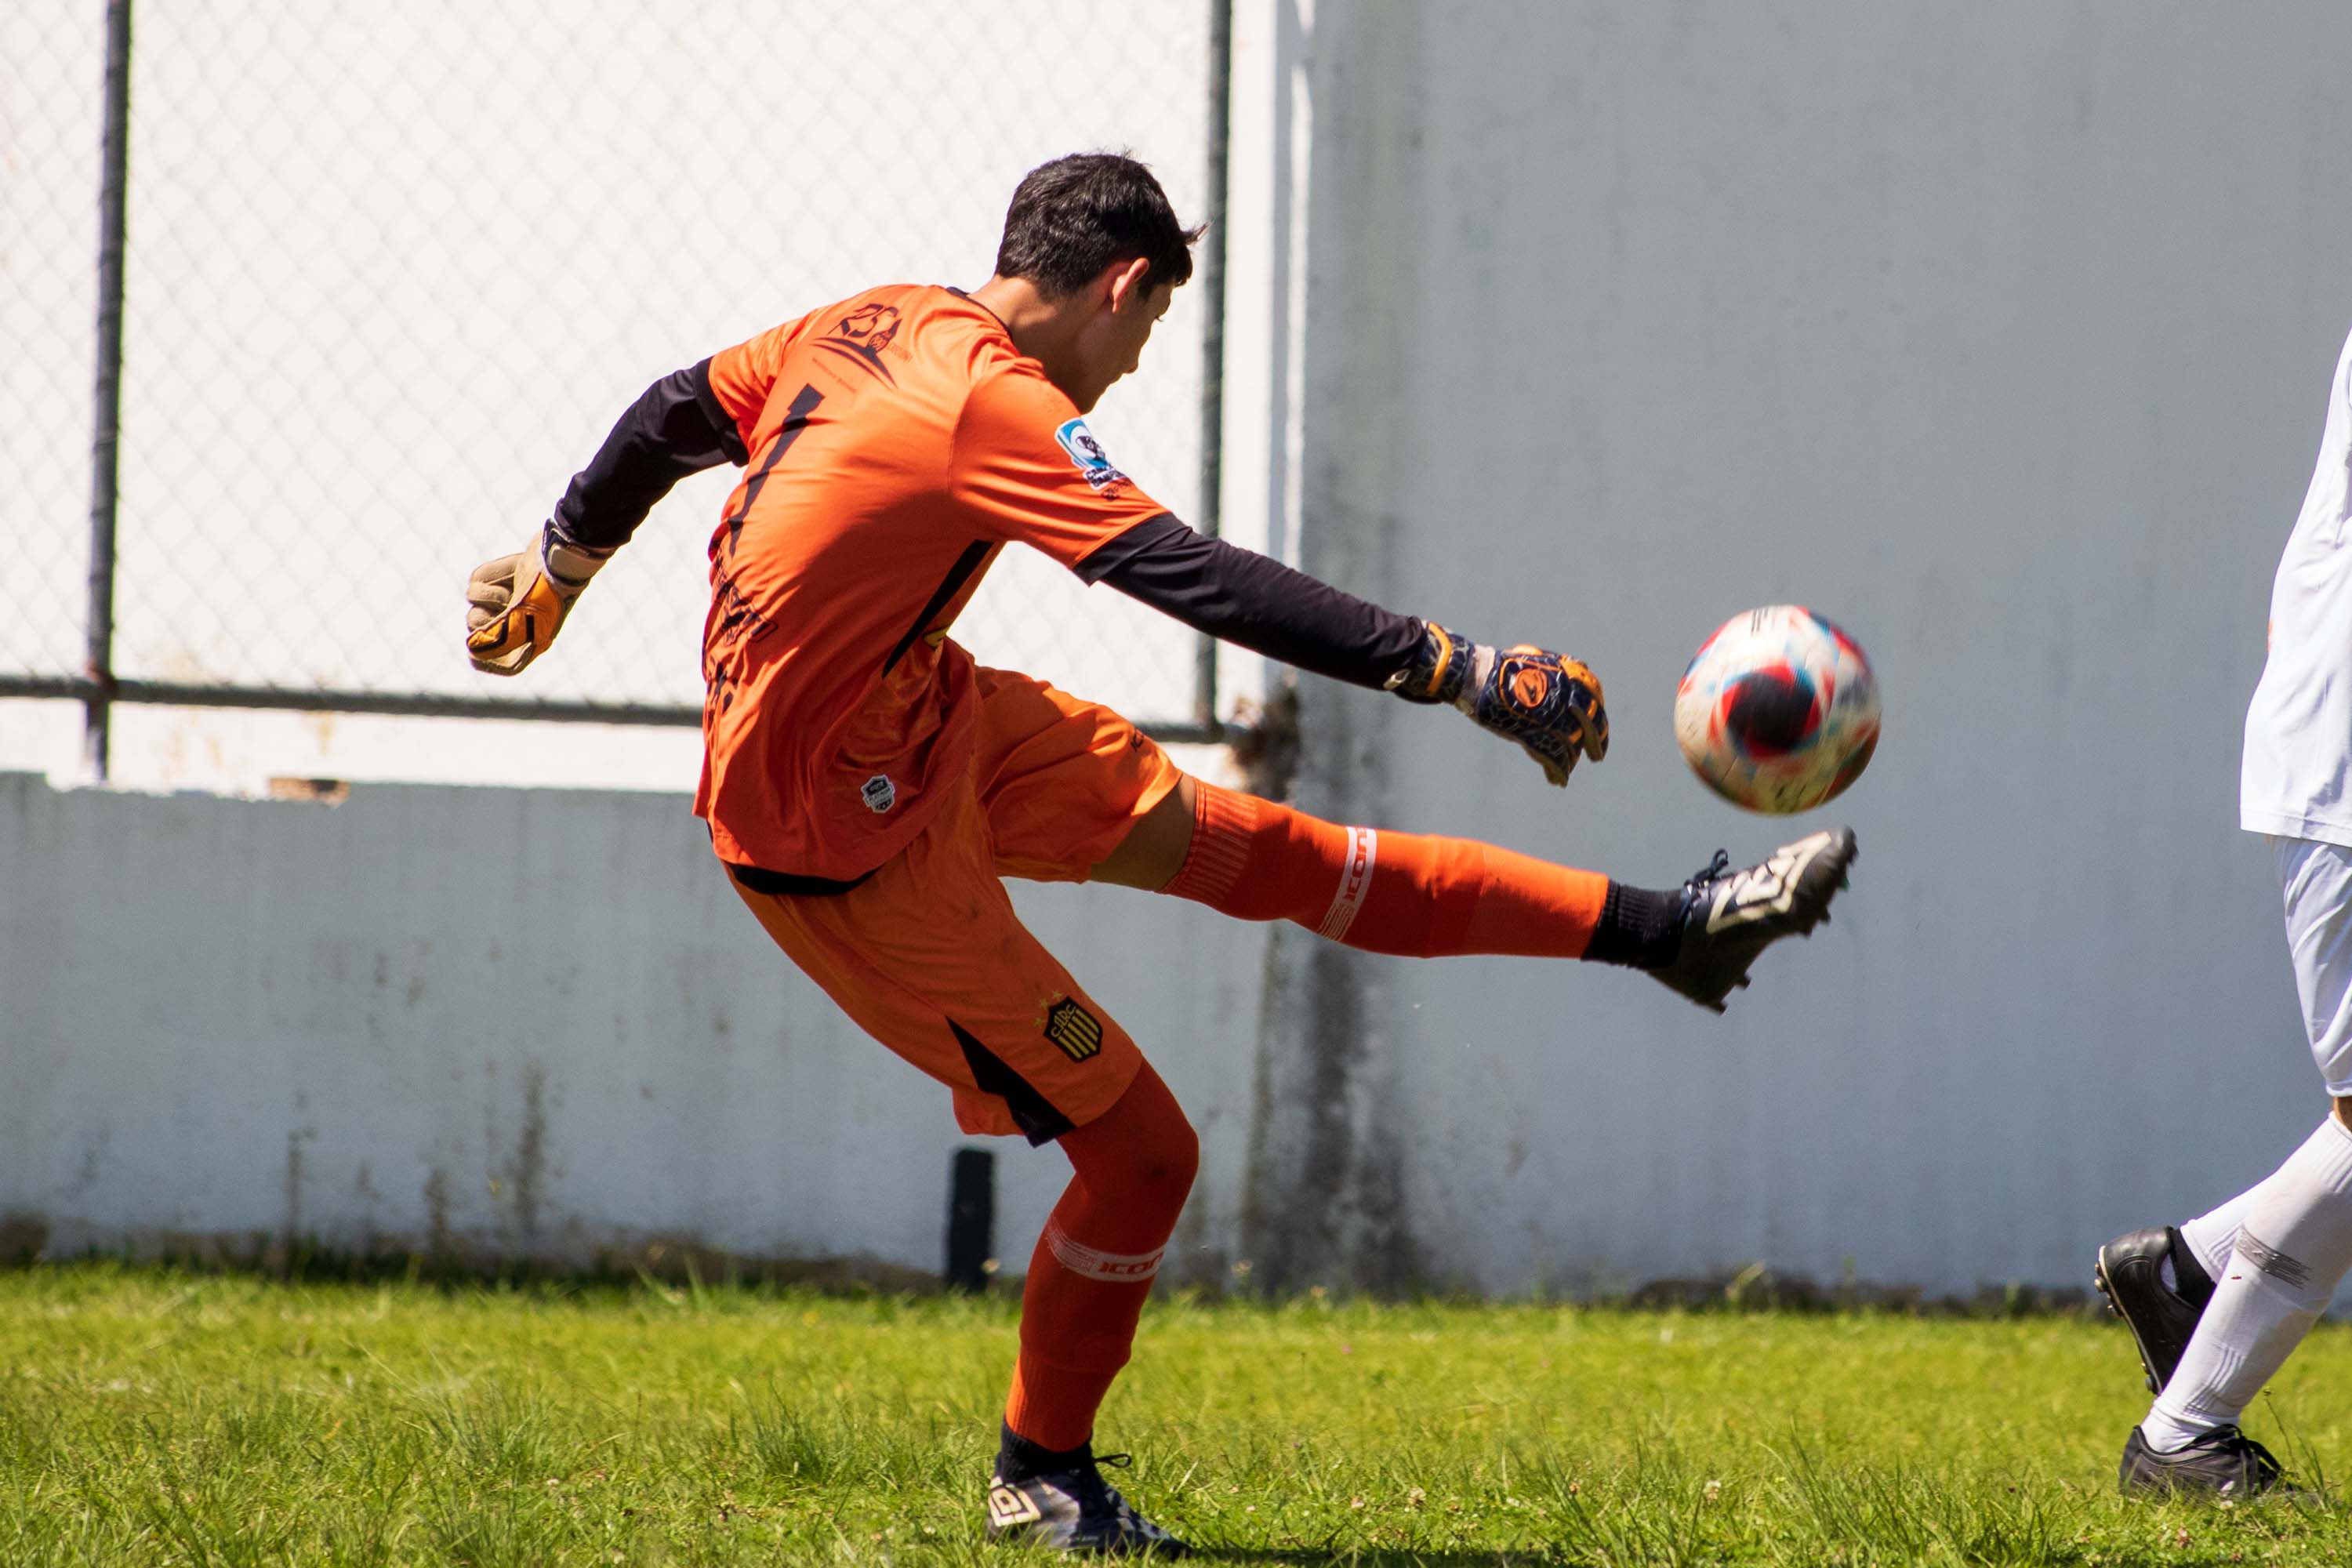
left=548, top=365, right=1425, bottom=690
left=1081, top=515, right=1425, bottom=692
left=550, top=359, right=743, bottom=552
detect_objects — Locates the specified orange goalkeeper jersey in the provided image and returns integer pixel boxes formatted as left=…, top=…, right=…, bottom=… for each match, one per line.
left=694, top=284, right=1169, bottom=881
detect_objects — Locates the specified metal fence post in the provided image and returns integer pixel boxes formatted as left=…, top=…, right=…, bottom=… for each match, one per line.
left=84, top=0, right=135, bottom=782
left=944, top=1147, right=996, bottom=1294
left=1193, top=0, right=1232, bottom=738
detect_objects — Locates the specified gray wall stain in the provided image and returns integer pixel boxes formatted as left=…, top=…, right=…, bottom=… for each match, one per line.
left=69, top=1130, right=109, bottom=1198
left=1237, top=0, right=1433, bottom=1293
left=423, top=1167, right=452, bottom=1259
left=1240, top=520, right=1425, bottom=1294
left=505, top=1062, right=548, bottom=1246
left=284, top=1131, right=304, bottom=1240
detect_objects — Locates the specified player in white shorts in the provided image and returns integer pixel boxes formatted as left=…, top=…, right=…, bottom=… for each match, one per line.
left=2096, top=320, right=2352, bottom=1497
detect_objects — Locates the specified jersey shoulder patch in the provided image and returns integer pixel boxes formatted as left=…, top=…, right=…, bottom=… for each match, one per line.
left=1053, top=417, right=1128, bottom=495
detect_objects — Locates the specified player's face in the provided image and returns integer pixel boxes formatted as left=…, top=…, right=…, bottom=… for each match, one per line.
left=1067, top=280, right=1176, bottom=414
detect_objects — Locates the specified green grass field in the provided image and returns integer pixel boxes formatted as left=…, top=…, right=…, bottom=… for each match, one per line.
left=5, top=1267, right=2352, bottom=1565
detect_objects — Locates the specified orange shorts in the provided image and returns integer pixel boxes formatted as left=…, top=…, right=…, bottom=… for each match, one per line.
left=728, top=668, right=1182, bottom=1142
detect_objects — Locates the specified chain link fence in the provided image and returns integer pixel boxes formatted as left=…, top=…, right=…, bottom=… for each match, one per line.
left=2, top=8, right=105, bottom=699
left=3, top=0, right=1229, bottom=786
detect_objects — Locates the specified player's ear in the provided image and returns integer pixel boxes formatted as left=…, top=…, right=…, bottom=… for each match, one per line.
left=1105, top=256, right=1152, bottom=314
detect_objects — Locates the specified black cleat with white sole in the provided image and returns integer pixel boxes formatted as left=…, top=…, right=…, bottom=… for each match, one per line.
left=985, top=1450, right=1189, bottom=1558
left=2096, top=1225, right=2215, bottom=1395
left=1648, top=827, right=1857, bottom=1014
left=2118, top=1425, right=2285, bottom=1499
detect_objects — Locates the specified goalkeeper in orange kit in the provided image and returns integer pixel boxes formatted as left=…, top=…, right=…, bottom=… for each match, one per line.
left=464, top=152, right=1855, bottom=1557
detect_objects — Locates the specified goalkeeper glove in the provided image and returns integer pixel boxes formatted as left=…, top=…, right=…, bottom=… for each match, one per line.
left=1388, top=621, right=1609, bottom=786
left=464, top=522, right=612, bottom=676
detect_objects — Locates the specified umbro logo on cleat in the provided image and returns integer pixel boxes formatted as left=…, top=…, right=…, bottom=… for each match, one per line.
left=1704, top=830, right=1835, bottom=934
left=987, top=1483, right=1044, bottom=1528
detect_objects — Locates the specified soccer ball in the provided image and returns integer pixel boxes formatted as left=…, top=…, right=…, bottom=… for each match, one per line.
left=1674, top=605, right=1880, bottom=814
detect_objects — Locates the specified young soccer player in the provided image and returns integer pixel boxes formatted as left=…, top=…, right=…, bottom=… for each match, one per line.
left=2097, top=319, right=2352, bottom=1500
left=464, top=153, right=1857, bottom=1555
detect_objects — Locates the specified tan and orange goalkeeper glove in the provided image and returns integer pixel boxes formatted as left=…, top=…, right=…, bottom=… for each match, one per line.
left=464, top=522, right=613, bottom=676
left=1388, top=621, right=1610, bottom=786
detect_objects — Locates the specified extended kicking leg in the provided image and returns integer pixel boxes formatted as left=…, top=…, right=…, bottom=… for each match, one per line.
left=1133, top=778, right=1853, bottom=1012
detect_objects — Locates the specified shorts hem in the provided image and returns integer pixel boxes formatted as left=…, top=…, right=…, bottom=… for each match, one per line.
left=2244, top=809, right=2352, bottom=851
left=1071, top=765, right=1185, bottom=885
left=953, top=1047, right=1142, bottom=1144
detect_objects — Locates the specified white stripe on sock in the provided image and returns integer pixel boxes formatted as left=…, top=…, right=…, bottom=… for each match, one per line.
left=1044, top=1221, right=1163, bottom=1283
left=1316, top=827, right=1378, bottom=942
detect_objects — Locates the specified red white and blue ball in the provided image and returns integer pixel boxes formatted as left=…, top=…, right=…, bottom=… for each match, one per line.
left=1674, top=605, right=1880, bottom=815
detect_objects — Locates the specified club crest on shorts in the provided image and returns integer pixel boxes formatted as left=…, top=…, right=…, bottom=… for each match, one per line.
left=1053, top=417, right=1127, bottom=495
left=860, top=774, right=896, bottom=814
left=1042, top=996, right=1105, bottom=1062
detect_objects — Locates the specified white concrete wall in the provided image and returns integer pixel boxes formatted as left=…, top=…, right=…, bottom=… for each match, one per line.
left=0, top=772, right=1267, bottom=1285
left=16, top=2, right=2352, bottom=1302
left=1269, top=0, right=2352, bottom=1298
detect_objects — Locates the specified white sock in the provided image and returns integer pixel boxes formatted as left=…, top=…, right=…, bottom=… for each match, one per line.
left=2142, top=1117, right=2352, bottom=1453
left=2180, top=1184, right=2266, bottom=1281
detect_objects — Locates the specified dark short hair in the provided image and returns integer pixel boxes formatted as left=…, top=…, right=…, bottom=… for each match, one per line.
left=994, top=152, right=1204, bottom=299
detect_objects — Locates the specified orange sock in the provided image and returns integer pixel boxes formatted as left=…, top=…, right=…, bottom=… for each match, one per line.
left=1003, top=1061, right=1198, bottom=1452
left=1160, top=781, right=1610, bottom=959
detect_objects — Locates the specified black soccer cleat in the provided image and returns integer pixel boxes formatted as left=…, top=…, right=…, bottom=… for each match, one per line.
left=2096, top=1225, right=2216, bottom=1395
left=1648, top=827, right=1857, bottom=1013
left=2118, top=1424, right=2285, bottom=1499
left=985, top=1451, right=1190, bottom=1557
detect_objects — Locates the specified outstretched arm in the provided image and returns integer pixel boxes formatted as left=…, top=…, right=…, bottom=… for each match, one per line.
left=466, top=310, right=814, bottom=675
left=551, top=361, right=746, bottom=550
left=948, top=365, right=1608, bottom=785
left=1077, top=514, right=1421, bottom=688
left=1083, top=517, right=1609, bottom=785
left=464, top=361, right=746, bottom=674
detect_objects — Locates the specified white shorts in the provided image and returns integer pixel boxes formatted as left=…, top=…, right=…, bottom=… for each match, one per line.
left=2276, top=835, right=2352, bottom=1095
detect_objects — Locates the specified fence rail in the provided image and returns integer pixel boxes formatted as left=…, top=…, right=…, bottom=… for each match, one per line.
left=3, top=0, right=1234, bottom=783
left=0, top=673, right=1230, bottom=743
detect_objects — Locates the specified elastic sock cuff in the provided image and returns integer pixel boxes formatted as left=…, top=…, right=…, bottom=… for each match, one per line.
left=1161, top=783, right=1257, bottom=903
left=997, top=1420, right=1091, bottom=1483
left=1581, top=882, right=1682, bottom=969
